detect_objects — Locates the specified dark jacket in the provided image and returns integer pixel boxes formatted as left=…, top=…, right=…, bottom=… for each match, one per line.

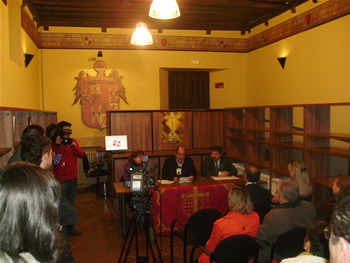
left=244, top=183, right=272, bottom=206
left=203, top=156, right=237, bottom=177
left=161, top=156, right=197, bottom=181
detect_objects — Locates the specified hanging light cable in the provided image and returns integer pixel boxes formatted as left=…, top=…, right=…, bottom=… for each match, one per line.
left=130, top=22, right=153, bottom=46
left=149, top=0, right=180, bottom=19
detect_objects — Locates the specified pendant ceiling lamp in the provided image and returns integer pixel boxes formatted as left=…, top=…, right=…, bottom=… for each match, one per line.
left=149, top=0, right=180, bottom=19
left=131, top=22, right=153, bottom=45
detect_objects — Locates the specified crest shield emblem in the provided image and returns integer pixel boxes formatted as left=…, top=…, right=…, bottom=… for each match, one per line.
left=72, top=60, right=128, bottom=130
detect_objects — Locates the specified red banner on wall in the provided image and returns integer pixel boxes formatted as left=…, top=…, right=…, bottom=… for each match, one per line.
left=152, top=182, right=234, bottom=235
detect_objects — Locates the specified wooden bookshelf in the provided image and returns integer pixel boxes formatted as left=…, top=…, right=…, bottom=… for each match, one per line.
left=0, top=107, right=57, bottom=168
left=225, top=103, right=350, bottom=205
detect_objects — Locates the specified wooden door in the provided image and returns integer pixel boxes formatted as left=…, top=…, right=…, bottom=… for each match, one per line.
left=168, top=71, right=209, bottom=109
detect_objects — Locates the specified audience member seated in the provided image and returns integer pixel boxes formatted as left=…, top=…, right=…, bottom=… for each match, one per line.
left=319, top=174, right=350, bottom=223
left=198, top=187, right=260, bottom=263
left=8, top=124, right=45, bottom=164
left=162, top=146, right=196, bottom=183
left=203, top=146, right=237, bottom=177
left=281, top=221, right=329, bottom=263
left=288, top=159, right=313, bottom=201
left=329, top=186, right=350, bottom=263
left=256, top=179, right=316, bottom=263
left=0, top=163, right=66, bottom=262
left=243, top=166, right=272, bottom=222
left=122, top=150, right=144, bottom=182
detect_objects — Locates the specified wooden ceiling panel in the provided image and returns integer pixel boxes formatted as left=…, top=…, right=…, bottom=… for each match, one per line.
left=24, top=0, right=310, bottom=32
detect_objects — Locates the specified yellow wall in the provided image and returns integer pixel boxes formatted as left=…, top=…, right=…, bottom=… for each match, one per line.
left=0, top=2, right=42, bottom=109
left=2, top=1, right=350, bottom=146
left=247, top=15, right=350, bottom=106
left=42, top=49, right=247, bottom=145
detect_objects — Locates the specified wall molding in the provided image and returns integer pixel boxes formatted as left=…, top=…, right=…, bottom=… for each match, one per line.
left=22, top=0, right=350, bottom=53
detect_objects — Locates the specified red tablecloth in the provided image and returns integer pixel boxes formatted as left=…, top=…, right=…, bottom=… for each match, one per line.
left=152, top=182, right=234, bottom=235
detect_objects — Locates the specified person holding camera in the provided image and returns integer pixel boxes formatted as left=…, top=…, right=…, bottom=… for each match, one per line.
left=46, top=121, right=84, bottom=236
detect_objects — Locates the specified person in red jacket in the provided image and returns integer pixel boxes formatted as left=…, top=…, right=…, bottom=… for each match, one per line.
left=47, top=121, right=85, bottom=236
left=198, top=187, right=260, bottom=263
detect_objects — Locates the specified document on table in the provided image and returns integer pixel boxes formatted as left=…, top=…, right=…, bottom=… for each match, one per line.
left=179, top=177, right=191, bottom=183
left=211, top=176, right=239, bottom=180
left=160, top=180, right=175, bottom=185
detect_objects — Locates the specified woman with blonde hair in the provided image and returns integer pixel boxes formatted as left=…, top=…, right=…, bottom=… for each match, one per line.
left=288, top=160, right=313, bottom=201
left=198, top=187, right=260, bottom=263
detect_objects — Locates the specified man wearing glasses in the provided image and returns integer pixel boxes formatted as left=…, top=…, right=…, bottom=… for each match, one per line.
left=329, top=187, right=350, bottom=263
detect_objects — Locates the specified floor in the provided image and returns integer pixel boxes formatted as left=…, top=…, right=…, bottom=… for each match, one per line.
left=69, top=187, right=202, bottom=263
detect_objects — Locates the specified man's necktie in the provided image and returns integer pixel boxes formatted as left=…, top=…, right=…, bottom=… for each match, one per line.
left=215, top=161, right=219, bottom=171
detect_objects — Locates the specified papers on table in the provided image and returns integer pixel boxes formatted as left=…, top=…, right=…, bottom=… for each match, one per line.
left=211, top=176, right=239, bottom=180
left=160, top=180, right=175, bottom=185
left=179, top=177, right=191, bottom=183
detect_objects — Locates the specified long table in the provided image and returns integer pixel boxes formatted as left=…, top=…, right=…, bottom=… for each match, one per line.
left=114, top=176, right=250, bottom=238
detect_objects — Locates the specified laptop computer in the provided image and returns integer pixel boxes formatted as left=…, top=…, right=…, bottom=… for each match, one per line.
left=105, top=135, right=128, bottom=151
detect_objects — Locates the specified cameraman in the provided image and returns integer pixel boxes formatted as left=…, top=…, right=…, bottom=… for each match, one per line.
left=46, top=122, right=84, bottom=236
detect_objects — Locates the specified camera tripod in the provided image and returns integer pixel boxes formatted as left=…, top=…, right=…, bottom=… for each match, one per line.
left=118, top=195, right=163, bottom=263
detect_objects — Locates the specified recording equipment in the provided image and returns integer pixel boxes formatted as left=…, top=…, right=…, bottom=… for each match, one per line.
left=118, top=162, right=163, bottom=263
left=128, top=163, right=157, bottom=195
left=50, top=127, right=73, bottom=145
left=61, top=137, right=73, bottom=145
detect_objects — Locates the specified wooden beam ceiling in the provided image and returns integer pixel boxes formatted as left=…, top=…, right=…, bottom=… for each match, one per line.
left=24, top=0, right=310, bottom=32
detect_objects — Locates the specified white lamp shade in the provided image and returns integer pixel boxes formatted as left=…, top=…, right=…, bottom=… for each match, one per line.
left=149, top=0, right=180, bottom=19
left=131, top=22, right=153, bottom=46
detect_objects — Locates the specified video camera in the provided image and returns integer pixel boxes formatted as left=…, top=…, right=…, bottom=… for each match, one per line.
left=50, top=128, right=72, bottom=145
left=128, top=163, right=158, bottom=195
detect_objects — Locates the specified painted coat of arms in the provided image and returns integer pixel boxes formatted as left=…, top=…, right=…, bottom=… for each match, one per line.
left=72, top=60, right=128, bottom=130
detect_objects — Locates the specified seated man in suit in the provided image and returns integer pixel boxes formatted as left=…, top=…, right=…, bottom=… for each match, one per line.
left=162, top=146, right=196, bottom=183
left=243, top=166, right=272, bottom=223
left=203, top=146, right=237, bottom=177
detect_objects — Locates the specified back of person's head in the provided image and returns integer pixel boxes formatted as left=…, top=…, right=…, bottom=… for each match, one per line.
left=289, top=159, right=313, bottom=198
left=305, top=221, right=330, bottom=259
left=20, top=124, right=45, bottom=142
left=228, top=187, right=253, bottom=214
left=57, top=121, right=72, bottom=128
left=246, top=166, right=261, bottom=183
left=330, top=187, right=350, bottom=246
left=20, top=135, right=52, bottom=166
left=128, top=150, right=144, bottom=164
left=0, top=163, right=61, bottom=262
left=278, top=179, right=300, bottom=202
left=211, top=146, right=222, bottom=154
left=46, top=123, right=63, bottom=143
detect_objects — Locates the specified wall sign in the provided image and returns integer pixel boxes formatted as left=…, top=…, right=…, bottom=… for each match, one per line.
left=215, top=82, right=224, bottom=89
